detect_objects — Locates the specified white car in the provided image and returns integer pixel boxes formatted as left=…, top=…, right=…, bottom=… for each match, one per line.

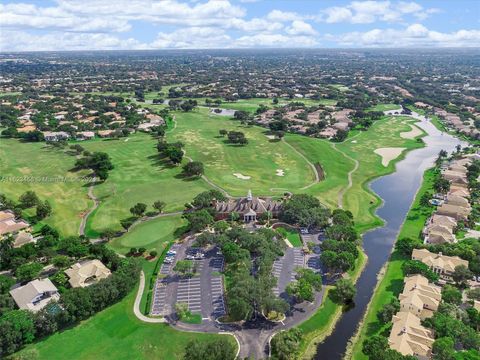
left=164, top=257, right=173, bottom=264
left=194, top=253, right=205, bottom=259
left=186, top=255, right=195, bottom=260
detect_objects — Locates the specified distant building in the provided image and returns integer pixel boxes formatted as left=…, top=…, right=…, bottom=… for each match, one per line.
left=65, top=259, right=111, bottom=288
left=10, top=279, right=60, bottom=312
left=13, top=231, right=35, bottom=248
left=75, top=131, right=95, bottom=140
left=214, top=190, right=282, bottom=223
left=42, top=131, right=70, bottom=142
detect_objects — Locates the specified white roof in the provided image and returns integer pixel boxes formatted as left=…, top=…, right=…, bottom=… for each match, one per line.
left=9, top=279, right=59, bottom=312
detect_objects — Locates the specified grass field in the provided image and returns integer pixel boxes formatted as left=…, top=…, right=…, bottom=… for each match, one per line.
left=349, top=169, right=435, bottom=360
left=285, top=115, right=425, bottom=231
left=81, top=134, right=211, bottom=235
left=368, top=103, right=401, bottom=112
left=17, top=289, right=236, bottom=360
left=277, top=226, right=303, bottom=247
left=0, top=138, right=91, bottom=236
left=109, top=215, right=186, bottom=255
left=169, top=108, right=316, bottom=196
left=335, top=116, right=425, bottom=232
left=0, top=91, right=21, bottom=97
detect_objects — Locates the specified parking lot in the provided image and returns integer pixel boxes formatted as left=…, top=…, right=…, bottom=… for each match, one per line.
left=272, top=248, right=305, bottom=297
left=150, top=241, right=226, bottom=322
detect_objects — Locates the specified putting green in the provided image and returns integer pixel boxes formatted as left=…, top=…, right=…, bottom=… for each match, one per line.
left=109, top=215, right=186, bottom=254
left=169, top=108, right=317, bottom=196
left=81, top=134, right=211, bottom=235
left=0, top=138, right=91, bottom=236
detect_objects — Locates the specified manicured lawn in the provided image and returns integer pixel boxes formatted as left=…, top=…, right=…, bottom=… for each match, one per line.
left=109, top=215, right=186, bottom=255
left=0, top=138, right=91, bottom=236
left=180, top=312, right=202, bottom=324
left=349, top=169, right=436, bottom=360
left=368, top=103, right=401, bottom=112
left=336, top=116, right=425, bottom=232
left=18, top=289, right=235, bottom=360
left=81, top=133, right=210, bottom=234
left=276, top=226, right=303, bottom=247
left=169, top=108, right=317, bottom=196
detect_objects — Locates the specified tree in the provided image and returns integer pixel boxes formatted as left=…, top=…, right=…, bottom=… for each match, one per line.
left=19, top=191, right=39, bottom=208
left=213, top=220, right=229, bottom=234
left=219, top=129, right=228, bottom=137
left=183, top=338, right=236, bottom=360
left=402, top=260, right=439, bottom=282
left=466, top=287, right=480, bottom=301
left=36, top=200, right=52, bottom=220
left=434, top=177, right=450, bottom=194
left=329, top=278, right=356, bottom=304
left=183, top=161, right=204, bottom=177
left=149, top=250, right=157, bottom=258
left=420, top=192, right=432, bottom=207
left=130, top=203, right=147, bottom=217
left=120, top=218, right=135, bottom=231
left=166, top=146, right=183, bottom=164
left=52, top=255, right=70, bottom=268
left=452, top=265, right=473, bottom=287
left=395, top=237, right=420, bottom=256
left=192, top=190, right=226, bottom=208
left=174, top=260, right=194, bottom=277
left=184, top=210, right=214, bottom=232
left=0, top=275, right=14, bottom=294
left=432, top=337, right=455, bottom=360
left=270, top=328, right=303, bottom=360
left=15, top=263, right=43, bottom=283
left=362, top=335, right=389, bottom=360
left=227, top=131, right=248, bottom=145
left=442, top=284, right=462, bottom=304
left=332, top=129, right=348, bottom=142
left=0, top=310, right=35, bottom=356
left=152, top=201, right=166, bottom=213
left=378, top=299, right=400, bottom=323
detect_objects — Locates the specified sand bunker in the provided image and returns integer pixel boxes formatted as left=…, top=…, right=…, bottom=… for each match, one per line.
left=265, top=135, right=276, bottom=140
left=276, top=169, right=285, bottom=176
left=351, top=140, right=357, bottom=143
left=374, top=147, right=405, bottom=167
left=400, top=124, right=423, bottom=139
left=233, top=173, right=251, bottom=180
left=124, top=138, right=129, bottom=142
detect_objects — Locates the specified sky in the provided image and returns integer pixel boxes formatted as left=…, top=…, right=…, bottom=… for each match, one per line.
left=1, top=0, right=479, bottom=51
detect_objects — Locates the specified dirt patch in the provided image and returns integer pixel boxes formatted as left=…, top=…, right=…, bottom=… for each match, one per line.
left=374, top=147, right=405, bottom=167
left=233, top=173, right=251, bottom=180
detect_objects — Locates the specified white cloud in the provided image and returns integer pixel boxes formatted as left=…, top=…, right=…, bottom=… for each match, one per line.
left=286, top=20, right=317, bottom=36
left=234, top=33, right=318, bottom=48
left=318, top=1, right=438, bottom=24
left=266, top=10, right=303, bottom=22
left=151, top=27, right=231, bottom=48
left=327, top=24, right=480, bottom=47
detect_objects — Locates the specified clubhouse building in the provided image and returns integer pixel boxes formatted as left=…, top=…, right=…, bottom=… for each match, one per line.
left=214, top=190, right=282, bottom=223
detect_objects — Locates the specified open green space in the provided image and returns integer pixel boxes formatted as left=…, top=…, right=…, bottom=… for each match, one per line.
left=0, top=91, right=21, bottom=97
left=349, top=169, right=436, bottom=360
left=368, top=103, right=401, bottom=112
left=109, top=215, right=186, bottom=255
left=17, top=289, right=235, bottom=360
left=169, top=108, right=316, bottom=196
left=81, top=133, right=210, bottom=234
left=276, top=226, right=303, bottom=247
left=335, top=116, right=425, bottom=232
left=0, top=138, right=90, bottom=236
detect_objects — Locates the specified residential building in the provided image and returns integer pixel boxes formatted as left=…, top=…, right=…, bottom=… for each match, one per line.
left=388, top=311, right=434, bottom=359
left=399, top=275, right=442, bottom=319
left=13, top=231, right=35, bottom=248
left=0, top=210, right=30, bottom=236
left=436, top=203, right=471, bottom=221
left=75, top=131, right=95, bottom=140
left=65, top=259, right=111, bottom=288
left=9, top=279, right=60, bottom=312
left=412, top=248, right=469, bottom=280
left=42, top=131, right=70, bottom=142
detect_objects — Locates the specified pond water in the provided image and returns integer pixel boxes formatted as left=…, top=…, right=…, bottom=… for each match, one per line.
left=315, top=113, right=466, bottom=359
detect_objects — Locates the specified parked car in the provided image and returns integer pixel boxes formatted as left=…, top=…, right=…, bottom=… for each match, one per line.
left=194, top=253, right=205, bottom=259
left=300, top=228, right=309, bottom=234
left=164, top=257, right=173, bottom=264
left=186, top=255, right=195, bottom=260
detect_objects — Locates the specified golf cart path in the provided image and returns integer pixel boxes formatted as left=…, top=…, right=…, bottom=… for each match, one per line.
left=78, top=183, right=99, bottom=236
left=133, top=271, right=165, bottom=323
left=332, top=142, right=359, bottom=209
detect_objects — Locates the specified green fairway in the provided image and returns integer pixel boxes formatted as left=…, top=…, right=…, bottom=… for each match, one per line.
left=349, top=170, right=435, bottom=360
left=335, top=116, right=425, bottom=231
left=109, top=215, right=186, bottom=255
left=18, top=289, right=235, bottom=360
left=214, top=98, right=337, bottom=113
left=81, top=133, right=211, bottom=234
left=0, top=138, right=91, bottom=236
left=169, top=108, right=316, bottom=196
left=368, top=103, right=401, bottom=112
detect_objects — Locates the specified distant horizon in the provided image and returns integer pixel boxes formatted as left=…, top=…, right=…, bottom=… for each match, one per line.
left=1, top=0, right=479, bottom=51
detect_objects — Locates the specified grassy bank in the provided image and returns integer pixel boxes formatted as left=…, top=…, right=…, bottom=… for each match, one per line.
left=17, top=289, right=235, bottom=360
left=297, top=249, right=367, bottom=359
left=348, top=168, right=436, bottom=360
